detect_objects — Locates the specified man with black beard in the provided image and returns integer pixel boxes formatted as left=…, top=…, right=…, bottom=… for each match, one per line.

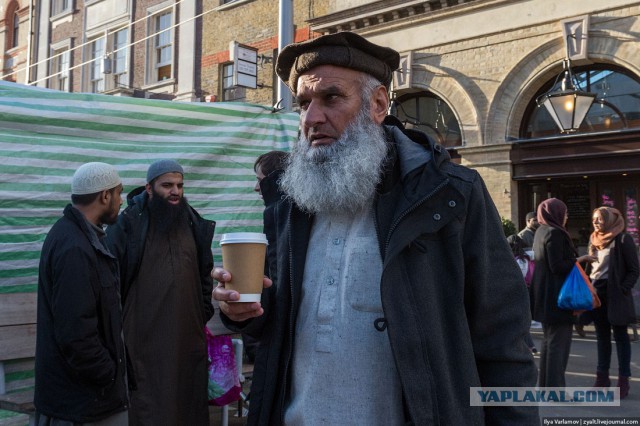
left=213, top=32, right=538, bottom=425
left=106, top=160, right=215, bottom=426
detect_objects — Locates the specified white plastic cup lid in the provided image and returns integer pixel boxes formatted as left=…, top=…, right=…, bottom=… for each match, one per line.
left=220, top=232, right=268, bottom=245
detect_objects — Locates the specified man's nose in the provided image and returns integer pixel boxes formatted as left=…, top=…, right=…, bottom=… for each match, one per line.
left=302, top=101, right=326, bottom=129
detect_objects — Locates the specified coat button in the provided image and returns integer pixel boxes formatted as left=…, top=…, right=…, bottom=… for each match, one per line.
left=433, top=213, right=441, bottom=221
left=448, top=200, right=456, bottom=207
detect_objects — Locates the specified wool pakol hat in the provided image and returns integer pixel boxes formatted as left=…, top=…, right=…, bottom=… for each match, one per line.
left=146, top=159, right=184, bottom=183
left=71, top=162, right=121, bottom=195
left=275, top=31, right=400, bottom=92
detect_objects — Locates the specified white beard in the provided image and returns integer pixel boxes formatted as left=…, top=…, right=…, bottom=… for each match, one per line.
left=280, top=108, right=389, bottom=215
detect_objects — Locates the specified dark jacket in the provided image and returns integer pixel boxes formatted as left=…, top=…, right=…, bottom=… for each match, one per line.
left=35, top=204, right=128, bottom=422
left=531, top=225, right=577, bottom=324
left=224, top=121, right=539, bottom=425
left=105, top=187, right=215, bottom=324
left=600, top=232, right=639, bottom=325
left=260, top=168, right=285, bottom=283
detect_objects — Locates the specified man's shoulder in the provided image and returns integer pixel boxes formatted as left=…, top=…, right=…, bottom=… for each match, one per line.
left=518, top=227, right=533, bottom=236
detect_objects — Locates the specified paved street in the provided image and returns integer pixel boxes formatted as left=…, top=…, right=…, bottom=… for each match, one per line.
left=532, top=326, right=640, bottom=423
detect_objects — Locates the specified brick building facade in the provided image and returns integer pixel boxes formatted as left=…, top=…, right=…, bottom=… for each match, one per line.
left=0, top=0, right=31, bottom=84
left=10, top=0, right=640, bottom=249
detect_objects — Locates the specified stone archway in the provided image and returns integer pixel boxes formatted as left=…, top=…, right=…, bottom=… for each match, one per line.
left=403, top=62, right=481, bottom=149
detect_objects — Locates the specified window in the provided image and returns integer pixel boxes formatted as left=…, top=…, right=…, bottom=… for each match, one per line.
left=11, top=12, right=19, bottom=49
left=391, top=92, right=462, bottom=149
left=52, top=0, right=72, bottom=16
left=221, top=63, right=245, bottom=101
left=112, top=28, right=129, bottom=89
left=49, top=45, right=71, bottom=91
left=89, top=37, right=105, bottom=93
left=521, top=65, right=640, bottom=138
left=148, top=11, right=172, bottom=84
left=4, top=2, right=19, bottom=50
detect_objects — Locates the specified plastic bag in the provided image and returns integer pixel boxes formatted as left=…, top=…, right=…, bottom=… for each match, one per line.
left=557, top=262, right=594, bottom=311
left=205, top=327, right=241, bottom=406
left=524, top=259, right=535, bottom=287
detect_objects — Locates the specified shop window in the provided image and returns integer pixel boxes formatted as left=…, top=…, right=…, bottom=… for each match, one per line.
left=522, top=65, right=640, bottom=138
left=390, top=92, right=462, bottom=149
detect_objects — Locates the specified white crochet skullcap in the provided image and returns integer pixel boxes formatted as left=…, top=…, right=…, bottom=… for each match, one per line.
left=71, top=162, right=121, bottom=195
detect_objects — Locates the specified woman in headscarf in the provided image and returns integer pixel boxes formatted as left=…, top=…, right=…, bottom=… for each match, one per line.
left=588, top=207, right=639, bottom=398
left=531, top=198, right=593, bottom=387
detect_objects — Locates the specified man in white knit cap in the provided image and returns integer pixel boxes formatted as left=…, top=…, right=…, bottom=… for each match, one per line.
left=35, top=162, right=129, bottom=425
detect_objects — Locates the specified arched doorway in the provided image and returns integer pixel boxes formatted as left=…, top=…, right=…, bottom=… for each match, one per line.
left=513, top=64, right=640, bottom=252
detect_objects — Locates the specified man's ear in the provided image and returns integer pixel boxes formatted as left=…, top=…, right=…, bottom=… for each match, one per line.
left=145, top=183, right=152, bottom=197
left=370, top=85, right=389, bottom=125
left=100, top=189, right=110, bottom=205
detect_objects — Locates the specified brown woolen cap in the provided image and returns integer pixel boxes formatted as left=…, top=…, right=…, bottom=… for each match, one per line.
left=275, top=32, right=400, bottom=93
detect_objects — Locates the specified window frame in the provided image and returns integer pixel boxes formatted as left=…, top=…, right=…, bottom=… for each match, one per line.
left=11, top=12, right=19, bottom=49
left=220, top=62, right=246, bottom=101
left=145, top=2, right=175, bottom=87
left=51, top=0, right=73, bottom=18
left=49, top=39, right=72, bottom=92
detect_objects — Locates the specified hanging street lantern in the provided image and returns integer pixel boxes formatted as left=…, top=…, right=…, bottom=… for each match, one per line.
left=536, top=58, right=596, bottom=133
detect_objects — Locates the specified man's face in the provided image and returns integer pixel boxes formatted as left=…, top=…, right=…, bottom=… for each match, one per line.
left=254, top=164, right=265, bottom=197
left=280, top=69, right=390, bottom=215
left=146, top=172, right=184, bottom=205
left=101, top=184, right=123, bottom=225
left=296, top=65, right=368, bottom=147
left=528, top=217, right=539, bottom=230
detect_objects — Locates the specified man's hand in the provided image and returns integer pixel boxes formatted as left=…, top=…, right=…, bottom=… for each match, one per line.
left=211, top=267, right=272, bottom=322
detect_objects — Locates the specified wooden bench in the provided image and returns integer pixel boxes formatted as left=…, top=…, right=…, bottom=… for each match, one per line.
left=0, top=292, right=37, bottom=426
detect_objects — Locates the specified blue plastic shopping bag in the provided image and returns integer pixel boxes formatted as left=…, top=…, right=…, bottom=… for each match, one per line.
left=557, top=263, right=594, bottom=311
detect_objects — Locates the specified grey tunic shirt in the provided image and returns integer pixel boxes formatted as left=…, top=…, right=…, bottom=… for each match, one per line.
left=284, top=205, right=404, bottom=425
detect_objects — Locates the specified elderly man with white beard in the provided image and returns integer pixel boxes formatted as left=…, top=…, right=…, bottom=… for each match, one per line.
left=213, top=32, right=538, bottom=426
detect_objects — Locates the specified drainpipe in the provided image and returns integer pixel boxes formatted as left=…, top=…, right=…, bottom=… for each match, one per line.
left=277, top=0, right=293, bottom=111
left=24, top=0, right=34, bottom=84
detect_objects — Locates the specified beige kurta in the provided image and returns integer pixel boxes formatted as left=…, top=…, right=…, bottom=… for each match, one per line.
left=123, top=217, right=209, bottom=426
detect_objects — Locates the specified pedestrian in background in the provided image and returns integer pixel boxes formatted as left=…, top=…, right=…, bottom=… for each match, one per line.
left=518, top=211, right=539, bottom=250
left=588, top=207, right=639, bottom=398
left=214, top=31, right=538, bottom=425
left=242, top=150, right=289, bottom=363
left=106, top=160, right=215, bottom=426
left=531, top=198, right=593, bottom=388
left=35, top=162, right=128, bottom=425
left=507, top=234, right=537, bottom=354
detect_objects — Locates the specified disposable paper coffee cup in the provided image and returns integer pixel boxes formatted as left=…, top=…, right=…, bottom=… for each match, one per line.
left=220, top=232, right=268, bottom=302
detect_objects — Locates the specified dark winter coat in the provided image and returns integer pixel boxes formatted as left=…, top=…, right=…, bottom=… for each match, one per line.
left=531, top=225, right=577, bottom=324
left=259, top=168, right=285, bottom=283
left=600, top=233, right=639, bottom=325
left=105, top=187, right=215, bottom=323
left=223, top=120, right=539, bottom=425
left=35, top=204, right=128, bottom=422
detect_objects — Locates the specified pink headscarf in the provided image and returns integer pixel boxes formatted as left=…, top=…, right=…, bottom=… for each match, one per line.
left=537, top=198, right=572, bottom=242
left=590, top=207, right=625, bottom=250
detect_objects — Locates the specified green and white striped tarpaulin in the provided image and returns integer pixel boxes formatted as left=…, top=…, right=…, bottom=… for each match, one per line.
left=0, top=81, right=298, bottom=295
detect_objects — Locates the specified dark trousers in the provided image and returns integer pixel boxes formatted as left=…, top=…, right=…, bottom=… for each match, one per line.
left=592, top=302, right=632, bottom=377
left=539, top=322, right=573, bottom=387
